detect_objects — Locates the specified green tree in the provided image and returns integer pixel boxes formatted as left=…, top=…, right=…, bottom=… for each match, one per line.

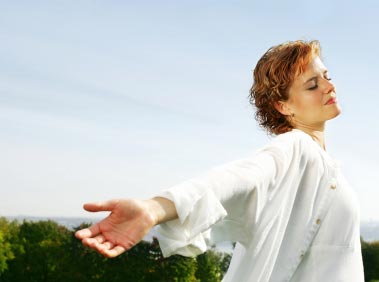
left=219, top=251, right=232, bottom=277
left=2, top=220, right=70, bottom=282
left=361, top=238, right=379, bottom=282
left=0, top=218, right=23, bottom=275
left=97, top=237, right=157, bottom=282
left=67, top=228, right=198, bottom=282
left=56, top=223, right=107, bottom=282
left=128, top=237, right=198, bottom=282
left=196, top=250, right=222, bottom=282
left=0, top=220, right=233, bottom=282
left=195, top=249, right=231, bottom=282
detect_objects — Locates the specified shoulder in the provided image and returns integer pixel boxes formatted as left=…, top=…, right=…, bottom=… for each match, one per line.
left=258, top=129, right=321, bottom=164
left=264, top=129, right=313, bottom=152
left=275, top=129, right=314, bottom=145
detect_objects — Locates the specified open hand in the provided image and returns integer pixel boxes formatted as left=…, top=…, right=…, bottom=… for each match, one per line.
left=75, top=199, right=157, bottom=258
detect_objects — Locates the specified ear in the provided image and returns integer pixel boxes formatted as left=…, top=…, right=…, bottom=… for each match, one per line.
left=274, top=101, right=292, bottom=116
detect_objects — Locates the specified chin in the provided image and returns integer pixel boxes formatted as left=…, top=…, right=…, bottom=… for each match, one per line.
left=328, top=107, right=342, bottom=120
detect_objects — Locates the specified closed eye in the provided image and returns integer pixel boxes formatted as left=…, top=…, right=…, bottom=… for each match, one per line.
left=308, top=84, right=318, bottom=90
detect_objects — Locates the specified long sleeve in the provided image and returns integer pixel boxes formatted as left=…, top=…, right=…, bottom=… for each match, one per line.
left=155, top=129, right=363, bottom=282
left=156, top=136, right=292, bottom=257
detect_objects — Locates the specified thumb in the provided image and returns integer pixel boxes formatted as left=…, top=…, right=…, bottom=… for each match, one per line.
left=83, top=200, right=119, bottom=212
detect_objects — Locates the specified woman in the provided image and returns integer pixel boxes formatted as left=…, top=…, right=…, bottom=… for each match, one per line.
left=75, top=40, right=365, bottom=281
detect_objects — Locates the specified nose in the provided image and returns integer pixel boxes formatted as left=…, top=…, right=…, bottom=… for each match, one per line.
left=323, top=78, right=335, bottom=95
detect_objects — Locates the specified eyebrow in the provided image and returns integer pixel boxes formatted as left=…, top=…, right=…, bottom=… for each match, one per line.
left=303, top=76, right=317, bottom=85
left=303, top=70, right=328, bottom=85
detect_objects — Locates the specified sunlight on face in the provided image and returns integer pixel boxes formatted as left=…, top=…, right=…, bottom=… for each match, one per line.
left=286, top=56, right=341, bottom=130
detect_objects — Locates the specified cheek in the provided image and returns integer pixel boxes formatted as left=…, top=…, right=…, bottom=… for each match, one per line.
left=294, top=94, right=323, bottom=109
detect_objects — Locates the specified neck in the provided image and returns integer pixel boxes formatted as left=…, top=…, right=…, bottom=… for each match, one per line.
left=294, top=125, right=326, bottom=150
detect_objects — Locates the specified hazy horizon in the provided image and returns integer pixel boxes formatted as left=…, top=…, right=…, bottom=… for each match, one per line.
left=3, top=215, right=379, bottom=243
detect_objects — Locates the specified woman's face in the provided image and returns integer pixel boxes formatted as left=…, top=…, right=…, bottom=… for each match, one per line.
left=284, top=56, right=341, bottom=130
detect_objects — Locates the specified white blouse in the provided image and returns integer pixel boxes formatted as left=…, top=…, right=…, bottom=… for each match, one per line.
left=156, top=129, right=365, bottom=282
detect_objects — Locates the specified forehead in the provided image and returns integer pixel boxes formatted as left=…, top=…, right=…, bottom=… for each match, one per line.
left=295, top=56, right=327, bottom=83
left=299, top=56, right=326, bottom=79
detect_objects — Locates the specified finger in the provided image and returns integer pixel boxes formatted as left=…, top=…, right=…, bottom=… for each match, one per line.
left=82, top=237, right=101, bottom=248
left=85, top=240, right=115, bottom=255
left=75, top=228, right=92, bottom=239
left=98, top=241, right=115, bottom=252
left=83, top=200, right=119, bottom=212
left=102, top=245, right=126, bottom=258
left=93, top=234, right=106, bottom=244
left=75, top=223, right=101, bottom=239
left=83, top=239, right=115, bottom=255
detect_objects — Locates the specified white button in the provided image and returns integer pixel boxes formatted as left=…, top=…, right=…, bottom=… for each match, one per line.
left=330, top=184, right=337, bottom=189
left=316, top=218, right=321, bottom=225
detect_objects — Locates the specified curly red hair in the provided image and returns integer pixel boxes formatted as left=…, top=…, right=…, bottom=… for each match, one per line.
left=249, top=40, right=321, bottom=135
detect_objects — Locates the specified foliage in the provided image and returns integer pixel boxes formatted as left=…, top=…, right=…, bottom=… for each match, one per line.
left=361, top=237, right=379, bottom=282
left=0, top=219, right=71, bottom=282
left=0, top=218, right=23, bottom=274
left=196, top=249, right=231, bottom=282
left=0, top=219, right=230, bottom=282
left=1, top=219, right=378, bottom=282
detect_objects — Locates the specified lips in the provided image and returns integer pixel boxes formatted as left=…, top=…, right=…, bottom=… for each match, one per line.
left=324, top=98, right=337, bottom=105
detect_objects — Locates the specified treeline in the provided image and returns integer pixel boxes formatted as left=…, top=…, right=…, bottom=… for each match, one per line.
left=0, top=217, right=231, bottom=282
left=1, top=218, right=379, bottom=282
left=362, top=239, right=379, bottom=282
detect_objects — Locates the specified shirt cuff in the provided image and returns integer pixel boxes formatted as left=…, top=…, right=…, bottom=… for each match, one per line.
left=155, top=180, right=228, bottom=257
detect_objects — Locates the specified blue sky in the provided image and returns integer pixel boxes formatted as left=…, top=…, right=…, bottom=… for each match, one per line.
left=1, top=1, right=378, bottom=221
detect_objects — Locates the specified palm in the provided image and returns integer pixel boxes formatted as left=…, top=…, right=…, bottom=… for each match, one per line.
left=75, top=199, right=155, bottom=258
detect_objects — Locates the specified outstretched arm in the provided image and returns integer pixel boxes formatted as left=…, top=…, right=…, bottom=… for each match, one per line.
left=75, top=197, right=177, bottom=258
